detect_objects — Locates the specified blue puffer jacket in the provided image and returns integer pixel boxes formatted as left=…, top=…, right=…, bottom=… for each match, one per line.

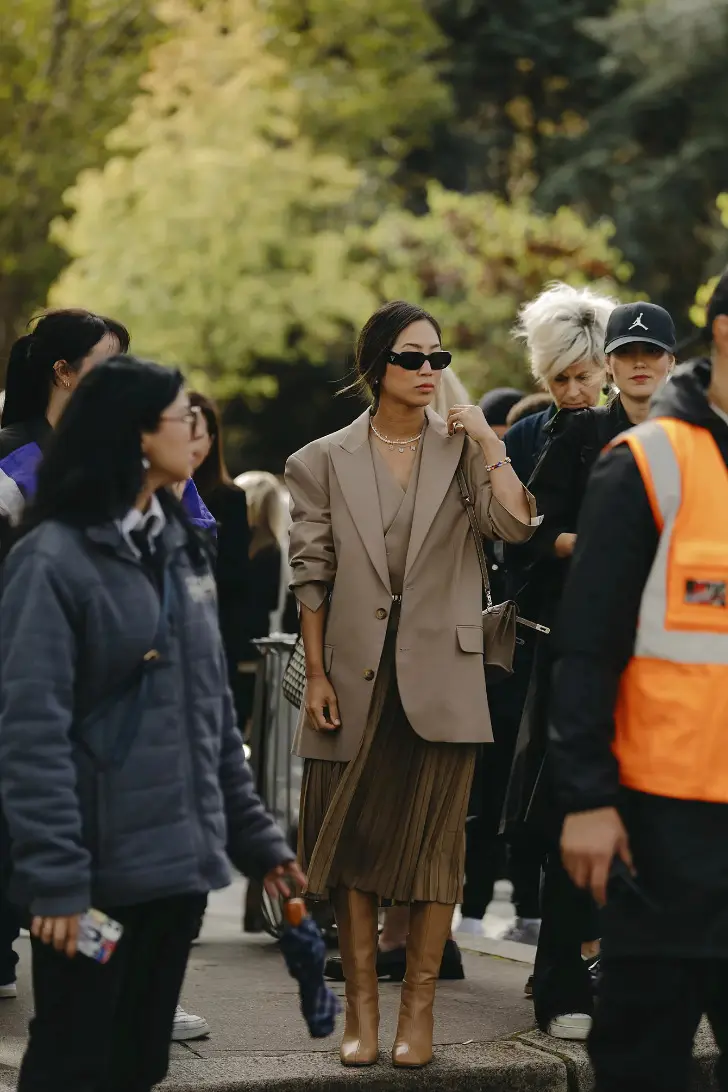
left=0, top=512, right=292, bottom=917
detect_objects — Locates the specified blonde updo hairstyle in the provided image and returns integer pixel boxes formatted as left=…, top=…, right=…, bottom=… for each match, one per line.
left=515, top=282, right=617, bottom=389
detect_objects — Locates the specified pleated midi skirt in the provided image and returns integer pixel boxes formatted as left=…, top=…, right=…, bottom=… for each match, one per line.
left=298, top=612, right=477, bottom=905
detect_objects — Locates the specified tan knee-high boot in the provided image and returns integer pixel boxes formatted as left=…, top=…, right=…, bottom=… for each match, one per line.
left=332, top=887, right=380, bottom=1066
left=392, top=902, right=454, bottom=1068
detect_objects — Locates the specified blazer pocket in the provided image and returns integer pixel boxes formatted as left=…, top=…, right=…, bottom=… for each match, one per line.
left=456, top=625, right=484, bottom=654
left=324, top=644, right=335, bottom=672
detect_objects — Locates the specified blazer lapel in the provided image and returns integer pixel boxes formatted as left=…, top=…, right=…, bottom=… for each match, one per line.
left=330, top=410, right=392, bottom=593
left=404, top=408, right=465, bottom=578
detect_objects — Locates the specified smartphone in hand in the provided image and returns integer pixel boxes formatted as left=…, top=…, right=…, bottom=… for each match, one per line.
left=77, top=909, right=124, bottom=964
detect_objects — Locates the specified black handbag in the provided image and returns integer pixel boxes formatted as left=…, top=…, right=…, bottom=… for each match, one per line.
left=456, top=464, right=549, bottom=683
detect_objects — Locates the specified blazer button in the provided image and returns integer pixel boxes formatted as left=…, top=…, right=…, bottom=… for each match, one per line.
left=375, top=608, right=388, bottom=620
left=363, top=669, right=375, bottom=681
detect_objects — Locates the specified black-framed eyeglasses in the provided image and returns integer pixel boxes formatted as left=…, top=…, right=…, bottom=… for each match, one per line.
left=161, top=404, right=204, bottom=439
left=387, top=349, right=452, bottom=371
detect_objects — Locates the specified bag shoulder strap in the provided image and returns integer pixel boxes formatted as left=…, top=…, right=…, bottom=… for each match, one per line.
left=456, top=462, right=492, bottom=609
left=80, top=563, right=174, bottom=768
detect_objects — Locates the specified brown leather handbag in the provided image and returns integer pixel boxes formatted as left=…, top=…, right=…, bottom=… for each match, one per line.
left=456, top=465, right=548, bottom=682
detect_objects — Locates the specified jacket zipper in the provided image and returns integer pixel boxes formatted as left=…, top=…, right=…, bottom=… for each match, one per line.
left=174, top=559, right=213, bottom=875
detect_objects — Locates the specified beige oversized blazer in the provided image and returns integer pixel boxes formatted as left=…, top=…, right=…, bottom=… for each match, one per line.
left=285, top=407, right=538, bottom=762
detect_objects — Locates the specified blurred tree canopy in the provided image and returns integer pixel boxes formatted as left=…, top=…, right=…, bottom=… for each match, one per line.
left=261, top=0, right=451, bottom=182
left=5, top=0, right=727, bottom=467
left=344, top=184, right=632, bottom=395
left=51, top=0, right=631, bottom=409
left=691, top=194, right=728, bottom=330
left=0, top=0, right=160, bottom=361
left=422, top=0, right=618, bottom=198
left=537, top=0, right=728, bottom=327
left=51, top=0, right=375, bottom=397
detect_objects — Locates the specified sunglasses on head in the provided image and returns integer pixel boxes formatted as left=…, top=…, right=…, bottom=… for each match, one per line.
left=387, top=349, right=452, bottom=371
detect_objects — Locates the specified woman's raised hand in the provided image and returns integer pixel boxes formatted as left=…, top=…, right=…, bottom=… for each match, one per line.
left=447, top=404, right=503, bottom=452
left=305, top=675, right=341, bottom=732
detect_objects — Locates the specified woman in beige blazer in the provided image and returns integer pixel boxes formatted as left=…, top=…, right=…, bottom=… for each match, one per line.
left=286, top=300, right=538, bottom=1069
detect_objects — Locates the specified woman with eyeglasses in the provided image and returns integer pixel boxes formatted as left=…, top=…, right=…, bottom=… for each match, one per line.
left=286, top=300, right=538, bottom=1069
left=0, top=310, right=216, bottom=1043
left=0, top=310, right=215, bottom=560
left=0, top=355, right=301, bottom=1092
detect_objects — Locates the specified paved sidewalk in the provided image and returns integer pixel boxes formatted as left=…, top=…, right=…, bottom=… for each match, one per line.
left=0, top=881, right=720, bottom=1090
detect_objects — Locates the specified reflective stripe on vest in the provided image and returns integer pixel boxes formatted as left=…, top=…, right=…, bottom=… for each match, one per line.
left=614, top=417, right=728, bottom=802
left=617, top=419, right=728, bottom=665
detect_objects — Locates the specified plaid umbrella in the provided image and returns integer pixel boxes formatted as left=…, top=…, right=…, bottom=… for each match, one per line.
left=279, top=900, right=340, bottom=1038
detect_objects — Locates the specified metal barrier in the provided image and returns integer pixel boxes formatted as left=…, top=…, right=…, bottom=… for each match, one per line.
left=248, top=635, right=340, bottom=946
left=249, top=634, right=303, bottom=835
left=248, top=634, right=303, bottom=938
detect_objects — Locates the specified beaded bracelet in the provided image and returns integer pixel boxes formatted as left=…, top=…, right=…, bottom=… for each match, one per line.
left=485, top=455, right=512, bottom=473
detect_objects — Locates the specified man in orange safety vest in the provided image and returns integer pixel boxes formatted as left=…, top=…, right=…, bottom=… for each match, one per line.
left=550, top=269, right=728, bottom=1092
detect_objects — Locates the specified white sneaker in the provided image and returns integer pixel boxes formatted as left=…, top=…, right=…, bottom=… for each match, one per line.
left=455, top=916, right=485, bottom=937
left=171, top=1005, right=210, bottom=1041
left=0, top=982, right=16, bottom=1000
left=546, top=1012, right=592, bottom=1041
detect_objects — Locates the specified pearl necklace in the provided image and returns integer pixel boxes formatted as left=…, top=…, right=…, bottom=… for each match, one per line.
left=369, top=418, right=424, bottom=453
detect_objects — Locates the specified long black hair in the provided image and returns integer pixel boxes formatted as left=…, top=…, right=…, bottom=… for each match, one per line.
left=3, top=309, right=130, bottom=428
left=25, top=355, right=187, bottom=533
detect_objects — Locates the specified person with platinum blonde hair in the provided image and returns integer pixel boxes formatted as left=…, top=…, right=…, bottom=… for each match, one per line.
left=504, top=283, right=615, bottom=489
left=518, top=282, right=615, bottom=397
left=500, top=281, right=617, bottom=1042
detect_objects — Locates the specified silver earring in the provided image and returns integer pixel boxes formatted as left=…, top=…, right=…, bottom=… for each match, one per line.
left=142, top=456, right=151, bottom=471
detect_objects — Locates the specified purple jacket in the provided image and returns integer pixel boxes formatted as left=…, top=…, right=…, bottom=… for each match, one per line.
left=0, top=440, right=215, bottom=533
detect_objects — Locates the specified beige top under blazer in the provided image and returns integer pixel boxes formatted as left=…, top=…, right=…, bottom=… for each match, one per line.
left=285, top=407, right=539, bottom=762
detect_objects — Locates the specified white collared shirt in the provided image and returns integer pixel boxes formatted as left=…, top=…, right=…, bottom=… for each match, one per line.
left=117, top=494, right=166, bottom=559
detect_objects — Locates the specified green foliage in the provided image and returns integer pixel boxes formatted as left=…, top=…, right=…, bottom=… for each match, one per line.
left=538, top=0, right=728, bottom=327
left=691, top=195, right=728, bottom=329
left=348, top=184, right=633, bottom=396
left=0, top=0, right=160, bottom=359
left=260, top=0, right=451, bottom=174
left=50, top=0, right=378, bottom=395
left=422, top=0, right=617, bottom=197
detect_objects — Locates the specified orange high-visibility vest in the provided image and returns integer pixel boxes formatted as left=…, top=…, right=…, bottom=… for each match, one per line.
left=613, top=417, right=728, bottom=802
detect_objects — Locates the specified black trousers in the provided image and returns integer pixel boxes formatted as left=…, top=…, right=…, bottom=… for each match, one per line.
left=460, top=819, right=543, bottom=921
left=532, top=851, right=598, bottom=1029
left=0, top=811, right=19, bottom=984
left=590, top=955, right=728, bottom=1092
left=18, top=893, right=207, bottom=1092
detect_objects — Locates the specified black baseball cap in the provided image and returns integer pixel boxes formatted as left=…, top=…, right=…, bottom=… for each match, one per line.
left=604, top=302, right=676, bottom=355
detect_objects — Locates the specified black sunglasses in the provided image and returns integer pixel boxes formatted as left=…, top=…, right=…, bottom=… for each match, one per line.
left=387, top=349, right=452, bottom=371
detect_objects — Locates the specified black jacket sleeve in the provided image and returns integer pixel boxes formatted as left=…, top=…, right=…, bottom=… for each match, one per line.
left=549, top=443, right=659, bottom=813
left=215, top=490, right=250, bottom=593
left=526, top=413, right=587, bottom=558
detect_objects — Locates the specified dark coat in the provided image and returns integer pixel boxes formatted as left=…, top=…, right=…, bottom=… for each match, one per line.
left=0, top=513, right=293, bottom=917
left=200, top=482, right=251, bottom=665
left=552, top=360, right=728, bottom=957
left=502, top=397, right=633, bottom=836
left=470, top=405, right=557, bottom=823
